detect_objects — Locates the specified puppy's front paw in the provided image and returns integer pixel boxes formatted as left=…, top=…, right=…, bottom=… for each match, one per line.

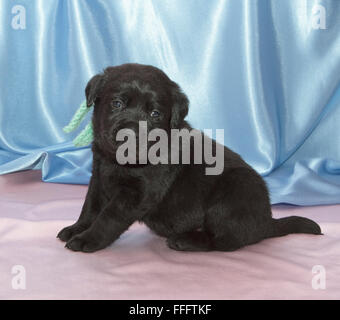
left=57, top=223, right=87, bottom=242
left=65, top=232, right=106, bottom=253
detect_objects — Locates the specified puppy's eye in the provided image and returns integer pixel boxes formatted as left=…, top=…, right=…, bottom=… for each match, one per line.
left=150, top=110, right=161, bottom=118
left=112, top=100, right=123, bottom=109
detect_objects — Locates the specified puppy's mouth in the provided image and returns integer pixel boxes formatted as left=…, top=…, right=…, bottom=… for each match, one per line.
left=99, top=130, right=153, bottom=165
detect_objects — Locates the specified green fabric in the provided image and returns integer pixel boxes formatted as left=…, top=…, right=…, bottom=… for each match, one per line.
left=73, top=122, right=93, bottom=147
left=63, top=100, right=94, bottom=147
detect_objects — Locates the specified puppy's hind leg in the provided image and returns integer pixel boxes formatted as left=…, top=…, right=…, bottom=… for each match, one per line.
left=167, top=230, right=213, bottom=251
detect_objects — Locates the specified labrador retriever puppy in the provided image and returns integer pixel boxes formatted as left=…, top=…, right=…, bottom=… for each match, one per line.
left=57, top=63, right=321, bottom=252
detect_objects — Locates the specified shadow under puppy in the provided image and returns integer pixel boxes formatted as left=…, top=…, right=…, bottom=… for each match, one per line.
left=58, top=63, right=321, bottom=252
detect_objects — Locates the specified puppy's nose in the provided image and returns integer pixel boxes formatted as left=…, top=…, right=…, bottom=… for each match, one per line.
left=113, top=121, right=143, bottom=141
left=117, top=121, right=139, bottom=131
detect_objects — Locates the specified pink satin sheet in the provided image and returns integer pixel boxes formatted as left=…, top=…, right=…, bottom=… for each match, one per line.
left=0, top=171, right=339, bottom=299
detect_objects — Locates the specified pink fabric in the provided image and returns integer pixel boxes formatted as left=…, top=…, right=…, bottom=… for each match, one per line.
left=0, top=170, right=339, bottom=300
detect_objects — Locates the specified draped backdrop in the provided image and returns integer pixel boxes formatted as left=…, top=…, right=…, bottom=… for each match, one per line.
left=0, top=0, right=339, bottom=205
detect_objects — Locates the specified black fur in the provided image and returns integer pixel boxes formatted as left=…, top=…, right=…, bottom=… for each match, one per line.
left=57, top=63, right=322, bottom=253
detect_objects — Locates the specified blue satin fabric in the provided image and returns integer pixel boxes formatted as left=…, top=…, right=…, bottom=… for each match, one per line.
left=0, top=0, right=339, bottom=205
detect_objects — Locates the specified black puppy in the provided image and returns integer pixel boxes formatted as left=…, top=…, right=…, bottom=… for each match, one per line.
left=58, top=63, right=321, bottom=252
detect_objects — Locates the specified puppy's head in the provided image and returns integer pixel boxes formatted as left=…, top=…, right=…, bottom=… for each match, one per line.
left=85, top=63, right=189, bottom=160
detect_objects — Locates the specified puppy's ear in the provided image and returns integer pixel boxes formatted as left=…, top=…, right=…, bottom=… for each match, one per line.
left=170, top=84, right=189, bottom=128
left=85, top=74, right=105, bottom=107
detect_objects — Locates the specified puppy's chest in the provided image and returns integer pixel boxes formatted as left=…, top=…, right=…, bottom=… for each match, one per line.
left=98, top=165, right=172, bottom=205
left=98, top=167, right=118, bottom=190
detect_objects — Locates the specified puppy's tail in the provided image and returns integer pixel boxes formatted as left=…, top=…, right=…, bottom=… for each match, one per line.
left=267, top=216, right=322, bottom=238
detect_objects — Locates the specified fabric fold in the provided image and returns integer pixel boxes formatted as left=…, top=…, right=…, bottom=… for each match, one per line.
left=0, top=0, right=339, bottom=205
